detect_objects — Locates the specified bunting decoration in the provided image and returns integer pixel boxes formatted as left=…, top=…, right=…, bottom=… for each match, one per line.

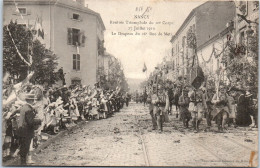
left=6, top=26, right=32, bottom=67
left=14, top=1, right=23, bottom=20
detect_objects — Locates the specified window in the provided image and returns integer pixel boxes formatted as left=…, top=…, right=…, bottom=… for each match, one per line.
left=18, top=8, right=26, bottom=14
left=71, top=79, right=81, bottom=85
left=67, top=28, right=86, bottom=46
left=72, top=28, right=80, bottom=45
left=73, top=13, right=80, bottom=20
left=68, top=12, right=82, bottom=21
left=73, top=54, right=80, bottom=70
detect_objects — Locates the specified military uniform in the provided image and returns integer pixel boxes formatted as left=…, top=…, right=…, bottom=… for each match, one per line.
left=178, top=91, right=191, bottom=128
left=148, top=91, right=157, bottom=130
left=152, top=88, right=167, bottom=132
left=211, top=88, right=229, bottom=131
left=204, top=89, right=214, bottom=128
left=190, top=89, right=204, bottom=131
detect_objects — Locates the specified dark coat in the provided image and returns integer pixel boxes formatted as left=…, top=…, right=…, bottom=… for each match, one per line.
left=236, top=93, right=252, bottom=126
left=16, top=104, right=41, bottom=138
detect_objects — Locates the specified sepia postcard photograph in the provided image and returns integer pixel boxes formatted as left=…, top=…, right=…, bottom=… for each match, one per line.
left=1, top=0, right=259, bottom=167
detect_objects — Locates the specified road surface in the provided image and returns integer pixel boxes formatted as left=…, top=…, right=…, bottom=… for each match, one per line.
left=22, top=102, right=259, bottom=166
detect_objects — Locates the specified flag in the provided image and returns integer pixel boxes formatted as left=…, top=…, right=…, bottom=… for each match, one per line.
left=76, top=42, right=80, bottom=54
left=143, top=63, right=147, bottom=72
left=34, top=16, right=44, bottom=39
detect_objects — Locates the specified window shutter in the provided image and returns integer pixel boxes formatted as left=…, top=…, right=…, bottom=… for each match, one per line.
left=73, top=54, right=76, bottom=70
left=67, top=28, right=72, bottom=45
left=80, top=31, right=86, bottom=47
left=77, top=54, right=80, bottom=70
left=79, top=15, right=83, bottom=22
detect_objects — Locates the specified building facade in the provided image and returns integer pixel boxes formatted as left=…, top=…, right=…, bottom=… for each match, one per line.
left=170, top=1, right=236, bottom=82
left=197, top=26, right=233, bottom=85
left=234, top=1, right=259, bottom=53
left=4, top=0, right=105, bottom=86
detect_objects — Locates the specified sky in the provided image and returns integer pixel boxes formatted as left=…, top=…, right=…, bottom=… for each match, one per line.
left=85, top=0, right=204, bottom=80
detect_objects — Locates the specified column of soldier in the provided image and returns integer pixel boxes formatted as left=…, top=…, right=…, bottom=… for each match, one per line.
left=2, top=79, right=131, bottom=165
left=146, top=79, right=258, bottom=133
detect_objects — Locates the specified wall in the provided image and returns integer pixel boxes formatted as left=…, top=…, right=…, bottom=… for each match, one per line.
left=235, top=1, right=259, bottom=43
left=53, top=4, right=99, bottom=86
left=171, top=16, right=196, bottom=80
left=3, top=2, right=52, bottom=48
left=196, top=1, right=236, bottom=47
left=197, top=36, right=226, bottom=75
left=3, top=0, right=105, bottom=87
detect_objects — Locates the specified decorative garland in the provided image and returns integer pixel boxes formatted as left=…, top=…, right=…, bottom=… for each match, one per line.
left=201, top=43, right=228, bottom=64
left=6, top=26, right=32, bottom=67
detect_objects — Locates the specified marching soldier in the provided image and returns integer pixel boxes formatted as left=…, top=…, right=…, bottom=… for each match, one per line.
left=211, top=85, right=229, bottom=132
left=190, top=88, right=205, bottom=132
left=152, top=83, right=167, bottom=133
left=178, top=86, right=191, bottom=128
left=203, top=87, right=214, bottom=131
left=148, top=84, right=157, bottom=130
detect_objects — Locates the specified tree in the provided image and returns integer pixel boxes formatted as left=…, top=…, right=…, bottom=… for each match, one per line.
left=3, top=21, right=32, bottom=81
left=101, top=56, right=129, bottom=92
left=223, top=27, right=258, bottom=92
left=3, top=21, right=60, bottom=86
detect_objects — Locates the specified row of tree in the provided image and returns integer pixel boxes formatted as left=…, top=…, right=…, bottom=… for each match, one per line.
left=98, top=57, right=129, bottom=92
left=3, top=21, right=61, bottom=87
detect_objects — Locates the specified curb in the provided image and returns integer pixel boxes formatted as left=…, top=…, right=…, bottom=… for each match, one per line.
left=3, top=120, right=88, bottom=166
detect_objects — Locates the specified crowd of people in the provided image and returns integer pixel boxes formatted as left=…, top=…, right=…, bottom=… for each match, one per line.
left=146, top=79, right=258, bottom=133
left=2, top=71, right=258, bottom=164
left=2, top=73, right=131, bottom=165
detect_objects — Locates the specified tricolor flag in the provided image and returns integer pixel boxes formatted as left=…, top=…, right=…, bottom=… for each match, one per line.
left=143, top=63, right=147, bottom=72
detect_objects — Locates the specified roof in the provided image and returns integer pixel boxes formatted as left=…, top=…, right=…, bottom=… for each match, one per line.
left=170, top=1, right=211, bottom=43
left=4, top=0, right=106, bottom=30
left=197, top=25, right=233, bottom=50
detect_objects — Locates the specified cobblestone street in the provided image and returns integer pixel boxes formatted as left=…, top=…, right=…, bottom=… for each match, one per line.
left=29, top=102, right=258, bottom=167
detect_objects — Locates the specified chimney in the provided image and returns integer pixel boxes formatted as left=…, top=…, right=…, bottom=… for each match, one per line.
left=76, top=0, right=86, bottom=6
